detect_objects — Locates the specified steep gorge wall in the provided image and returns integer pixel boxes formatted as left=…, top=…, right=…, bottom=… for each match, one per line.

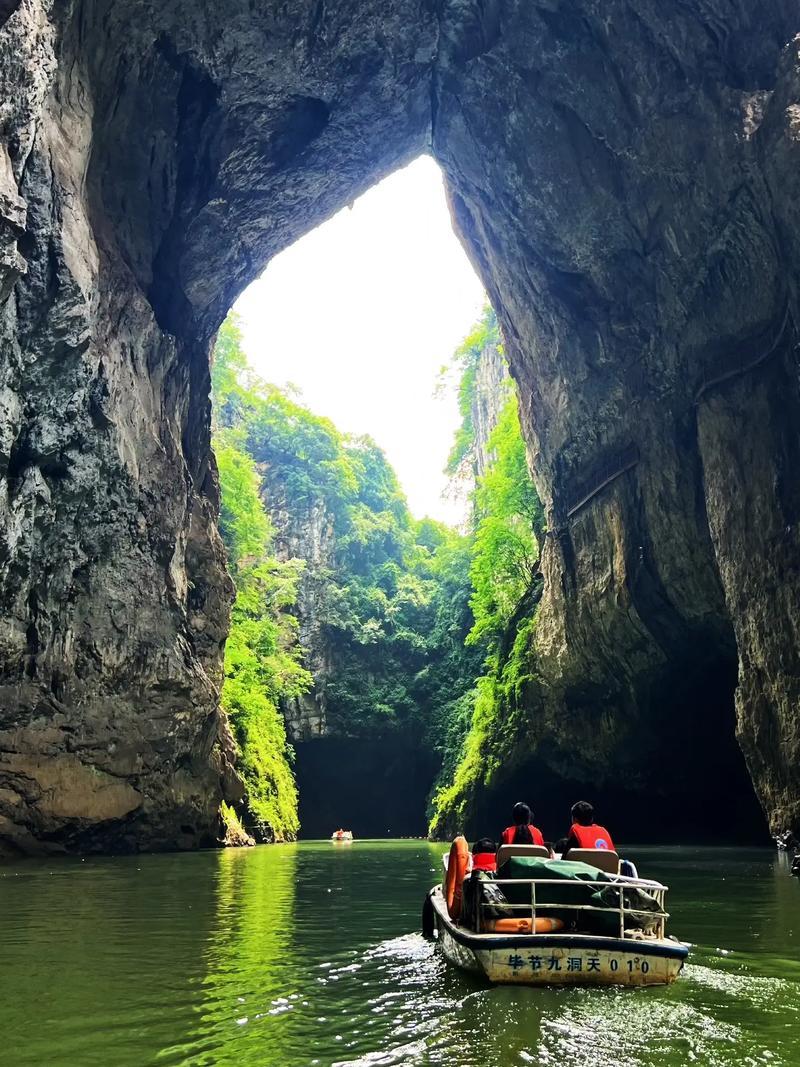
left=433, top=0, right=800, bottom=835
left=0, top=0, right=798, bottom=853
left=471, top=334, right=508, bottom=481
left=259, top=471, right=334, bottom=742
left=0, top=0, right=437, bottom=854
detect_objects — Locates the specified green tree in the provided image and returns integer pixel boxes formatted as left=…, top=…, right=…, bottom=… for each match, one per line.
left=212, top=319, right=312, bottom=840
left=467, top=393, right=544, bottom=650
left=210, top=304, right=544, bottom=843
left=444, top=305, right=500, bottom=478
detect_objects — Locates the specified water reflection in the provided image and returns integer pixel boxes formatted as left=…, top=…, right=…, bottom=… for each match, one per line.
left=158, top=845, right=300, bottom=1065
left=0, top=852, right=218, bottom=1067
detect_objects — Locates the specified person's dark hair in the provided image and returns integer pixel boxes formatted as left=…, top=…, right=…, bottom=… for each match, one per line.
left=554, top=837, right=571, bottom=855
left=571, top=801, right=594, bottom=826
left=472, top=837, right=496, bottom=855
left=512, top=802, right=531, bottom=825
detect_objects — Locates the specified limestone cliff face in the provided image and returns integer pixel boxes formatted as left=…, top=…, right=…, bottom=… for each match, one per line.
left=471, top=336, right=508, bottom=482
left=0, top=0, right=241, bottom=855
left=432, top=0, right=800, bottom=836
left=0, top=0, right=437, bottom=854
left=0, top=0, right=798, bottom=853
left=259, top=470, right=334, bottom=742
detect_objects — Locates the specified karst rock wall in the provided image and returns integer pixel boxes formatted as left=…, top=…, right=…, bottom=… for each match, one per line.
left=0, top=0, right=798, bottom=853
left=433, top=0, right=800, bottom=835
left=471, top=332, right=509, bottom=482
left=260, top=473, right=334, bottom=743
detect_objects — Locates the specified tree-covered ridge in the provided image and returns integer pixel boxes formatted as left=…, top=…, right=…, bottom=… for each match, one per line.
left=212, top=319, right=311, bottom=840
left=212, top=316, right=481, bottom=775
left=211, top=307, right=543, bottom=841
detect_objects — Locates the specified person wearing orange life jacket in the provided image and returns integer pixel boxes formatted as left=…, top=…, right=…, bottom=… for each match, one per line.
left=499, top=801, right=545, bottom=847
left=562, top=800, right=615, bottom=856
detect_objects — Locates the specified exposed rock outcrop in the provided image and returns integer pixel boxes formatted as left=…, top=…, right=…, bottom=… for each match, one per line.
left=433, top=0, right=800, bottom=836
left=261, top=475, right=334, bottom=741
left=471, top=335, right=509, bottom=482
left=0, top=0, right=798, bottom=852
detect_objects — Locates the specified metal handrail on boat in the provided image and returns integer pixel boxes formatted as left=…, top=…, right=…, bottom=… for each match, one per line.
left=475, top=877, right=670, bottom=940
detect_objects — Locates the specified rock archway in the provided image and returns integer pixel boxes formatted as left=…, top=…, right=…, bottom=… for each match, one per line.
left=1, top=0, right=798, bottom=853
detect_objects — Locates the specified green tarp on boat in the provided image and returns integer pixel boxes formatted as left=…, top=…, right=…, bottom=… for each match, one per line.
left=496, top=857, right=660, bottom=936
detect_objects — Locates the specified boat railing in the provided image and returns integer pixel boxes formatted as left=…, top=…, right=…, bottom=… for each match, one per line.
left=476, top=877, right=670, bottom=940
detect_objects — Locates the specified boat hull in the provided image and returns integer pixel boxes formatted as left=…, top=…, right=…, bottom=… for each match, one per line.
left=431, top=889, right=687, bottom=987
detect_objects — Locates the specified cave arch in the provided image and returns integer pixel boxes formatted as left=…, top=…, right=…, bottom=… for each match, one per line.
left=1, top=0, right=798, bottom=853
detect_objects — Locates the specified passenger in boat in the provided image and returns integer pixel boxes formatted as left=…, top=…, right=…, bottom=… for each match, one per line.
left=499, top=802, right=545, bottom=846
left=462, top=838, right=507, bottom=930
left=562, top=801, right=615, bottom=856
left=471, top=837, right=497, bottom=873
left=553, top=837, right=571, bottom=857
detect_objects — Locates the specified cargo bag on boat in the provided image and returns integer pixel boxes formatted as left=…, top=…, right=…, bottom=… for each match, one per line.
left=461, top=870, right=513, bottom=930
left=496, top=858, right=660, bottom=936
left=589, top=883, right=662, bottom=933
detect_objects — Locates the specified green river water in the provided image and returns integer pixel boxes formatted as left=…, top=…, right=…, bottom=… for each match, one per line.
left=1, top=842, right=798, bottom=1066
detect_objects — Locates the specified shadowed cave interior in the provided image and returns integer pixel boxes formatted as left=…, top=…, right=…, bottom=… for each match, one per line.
left=465, top=652, right=767, bottom=846
left=291, top=659, right=767, bottom=843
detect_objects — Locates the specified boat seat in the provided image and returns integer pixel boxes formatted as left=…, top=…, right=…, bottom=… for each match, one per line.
left=496, top=843, right=551, bottom=866
left=565, top=848, right=621, bottom=874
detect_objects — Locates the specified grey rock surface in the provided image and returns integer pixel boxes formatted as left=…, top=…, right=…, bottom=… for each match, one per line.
left=263, top=477, right=334, bottom=743
left=0, top=0, right=798, bottom=852
left=471, top=337, right=509, bottom=482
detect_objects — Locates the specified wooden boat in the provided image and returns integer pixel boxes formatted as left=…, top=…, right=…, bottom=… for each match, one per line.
left=426, top=847, right=688, bottom=987
left=330, top=829, right=353, bottom=841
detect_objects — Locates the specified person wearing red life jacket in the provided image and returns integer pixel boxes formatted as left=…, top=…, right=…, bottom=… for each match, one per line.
left=562, top=800, right=615, bottom=856
left=461, top=838, right=499, bottom=930
left=499, top=801, right=545, bottom=847
left=470, top=837, right=497, bottom=873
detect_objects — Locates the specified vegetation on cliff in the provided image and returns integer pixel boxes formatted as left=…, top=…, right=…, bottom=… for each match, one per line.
left=428, top=307, right=545, bottom=836
left=445, top=310, right=502, bottom=479
left=211, top=316, right=484, bottom=826
left=212, top=318, right=311, bottom=840
left=211, top=307, right=543, bottom=839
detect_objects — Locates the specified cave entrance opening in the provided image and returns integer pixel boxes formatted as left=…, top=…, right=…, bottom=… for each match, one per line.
left=215, top=151, right=769, bottom=847
left=216, top=155, right=485, bottom=840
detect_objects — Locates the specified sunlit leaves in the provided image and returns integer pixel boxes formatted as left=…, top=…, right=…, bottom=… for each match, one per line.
left=212, top=321, right=313, bottom=839
left=467, top=393, right=544, bottom=648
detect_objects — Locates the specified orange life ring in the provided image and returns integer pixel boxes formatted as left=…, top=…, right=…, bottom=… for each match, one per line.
left=484, top=916, right=565, bottom=934
left=445, top=836, right=470, bottom=920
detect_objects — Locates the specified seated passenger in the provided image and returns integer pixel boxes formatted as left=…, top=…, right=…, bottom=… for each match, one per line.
left=562, top=800, right=614, bottom=856
left=471, top=837, right=497, bottom=873
left=463, top=838, right=507, bottom=930
left=499, top=801, right=545, bottom=847
left=553, top=836, right=571, bottom=857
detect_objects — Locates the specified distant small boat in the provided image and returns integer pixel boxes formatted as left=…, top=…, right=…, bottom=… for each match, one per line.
left=331, top=829, right=353, bottom=841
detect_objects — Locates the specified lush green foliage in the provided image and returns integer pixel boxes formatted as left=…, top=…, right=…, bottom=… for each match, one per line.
left=444, top=306, right=501, bottom=478
left=213, top=317, right=311, bottom=840
left=467, top=393, right=544, bottom=650
left=211, top=305, right=544, bottom=841
left=428, top=309, right=545, bottom=835
left=213, top=320, right=479, bottom=744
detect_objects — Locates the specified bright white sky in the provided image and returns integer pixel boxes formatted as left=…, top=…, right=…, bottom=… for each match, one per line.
left=234, top=155, right=486, bottom=525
